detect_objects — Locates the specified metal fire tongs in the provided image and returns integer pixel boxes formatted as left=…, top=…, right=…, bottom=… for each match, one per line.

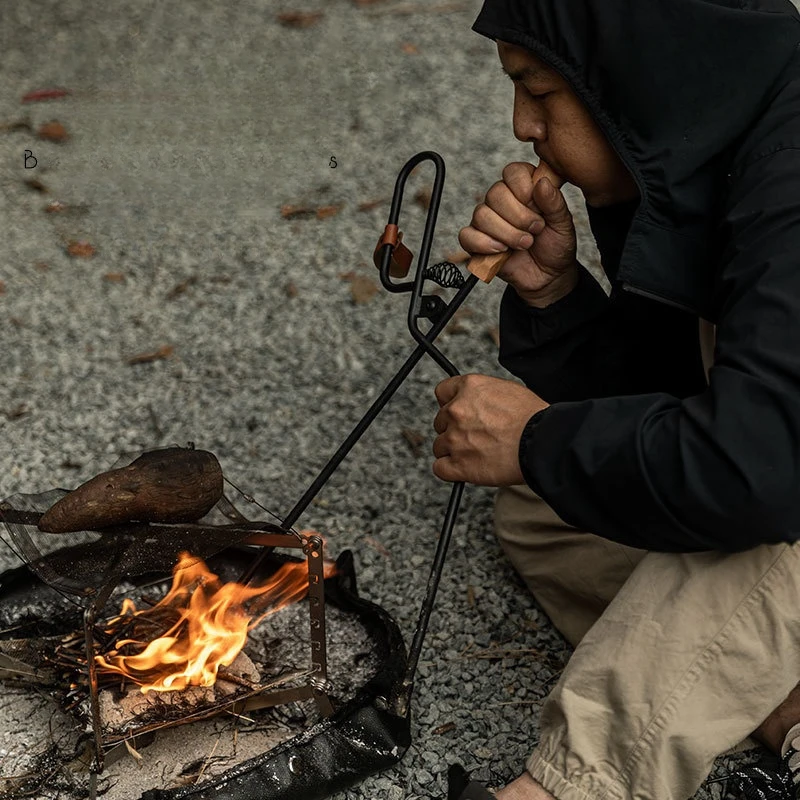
left=242, top=150, right=511, bottom=718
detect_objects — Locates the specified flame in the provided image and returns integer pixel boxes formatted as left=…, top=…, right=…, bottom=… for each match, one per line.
left=95, top=544, right=334, bottom=694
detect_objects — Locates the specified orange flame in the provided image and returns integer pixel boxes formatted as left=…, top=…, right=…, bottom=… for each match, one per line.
left=95, top=546, right=334, bottom=694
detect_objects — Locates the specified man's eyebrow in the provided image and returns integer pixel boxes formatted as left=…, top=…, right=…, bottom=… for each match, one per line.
left=500, top=64, right=546, bottom=81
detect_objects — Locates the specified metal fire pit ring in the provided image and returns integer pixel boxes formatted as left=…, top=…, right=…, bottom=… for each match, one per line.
left=0, top=544, right=410, bottom=800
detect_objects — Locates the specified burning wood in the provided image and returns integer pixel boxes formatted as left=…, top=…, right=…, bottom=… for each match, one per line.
left=93, top=551, right=330, bottom=693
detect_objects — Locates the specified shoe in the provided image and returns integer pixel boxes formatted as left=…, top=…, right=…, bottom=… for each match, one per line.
left=725, top=723, right=800, bottom=800
left=447, top=764, right=495, bottom=799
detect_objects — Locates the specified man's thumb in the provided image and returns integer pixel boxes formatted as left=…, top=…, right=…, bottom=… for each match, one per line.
left=534, top=176, right=572, bottom=231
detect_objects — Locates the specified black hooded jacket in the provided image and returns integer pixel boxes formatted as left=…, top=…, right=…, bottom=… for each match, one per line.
left=472, top=0, right=800, bottom=552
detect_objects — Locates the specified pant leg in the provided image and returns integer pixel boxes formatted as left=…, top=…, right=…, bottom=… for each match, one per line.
left=525, top=542, right=800, bottom=800
left=494, top=483, right=647, bottom=648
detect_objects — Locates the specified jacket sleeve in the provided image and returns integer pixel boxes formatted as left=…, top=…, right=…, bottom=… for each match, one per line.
left=499, top=263, right=707, bottom=403
left=519, top=147, right=800, bottom=552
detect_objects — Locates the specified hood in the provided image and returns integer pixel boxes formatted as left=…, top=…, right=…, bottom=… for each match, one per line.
left=472, top=0, right=800, bottom=316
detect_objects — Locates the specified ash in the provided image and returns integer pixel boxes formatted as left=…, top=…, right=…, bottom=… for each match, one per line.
left=0, top=595, right=382, bottom=799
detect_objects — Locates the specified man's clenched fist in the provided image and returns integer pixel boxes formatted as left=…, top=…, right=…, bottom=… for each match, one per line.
left=432, top=374, right=549, bottom=486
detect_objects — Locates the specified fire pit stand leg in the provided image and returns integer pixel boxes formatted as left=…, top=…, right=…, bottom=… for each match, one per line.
left=305, top=534, right=334, bottom=717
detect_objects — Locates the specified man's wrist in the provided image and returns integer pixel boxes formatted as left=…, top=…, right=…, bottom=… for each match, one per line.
left=518, top=266, right=579, bottom=309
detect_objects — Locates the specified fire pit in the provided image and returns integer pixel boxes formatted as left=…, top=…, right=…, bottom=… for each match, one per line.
left=0, top=151, right=503, bottom=799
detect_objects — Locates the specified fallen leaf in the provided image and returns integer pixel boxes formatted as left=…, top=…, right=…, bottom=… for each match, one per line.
left=126, top=344, right=174, bottom=365
left=349, top=274, right=379, bottom=304
left=400, top=42, right=418, bottom=54
left=445, top=308, right=473, bottom=335
left=124, top=738, right=144, bottom=764
left=22, top=88, right=71, bottom=103
left=467, top=584, right=476, bottom=607
left=0, top=119, right=32, bottom=133
left=414, top=186, right=432, bottom=210
left=277, top=11, right=324, bottom=27
left=285, top=281, right=298, bottom=298
left=23, top=178, right=48, bottom=193
left=486, top=326, right=500, bottom=347
left=363, top=536, right=391, bottom=559
left=280, top=204, right=315, bottom=219
left=103, top=272, right=125, bottom=282
left=433, top=721, right=457, bottom=735
left=443, top=248, right=470, bottom=264
left=401, top=428, right=425, bottom=457
left=357, top=197, right=386, bottom=211
left=166, top=276, right=197, bottom=300
left=37, top=120, right=69, bottom=142
left=44, top=200, right=67, bottom=212
left=316, top=204, right=343, bottom=220
left=66, top=240, right=95, bottom=258
left=5, top=403, right=28, bottom=420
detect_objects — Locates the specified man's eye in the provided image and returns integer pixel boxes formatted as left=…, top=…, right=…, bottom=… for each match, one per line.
left=530, top=91, right=553, bottom=100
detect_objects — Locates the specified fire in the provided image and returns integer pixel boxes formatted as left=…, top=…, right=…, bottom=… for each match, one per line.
left=95, top=547, right=334, bottom=694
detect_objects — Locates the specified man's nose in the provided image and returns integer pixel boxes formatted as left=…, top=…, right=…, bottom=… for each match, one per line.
left=512, top=93, right=546, bottom=142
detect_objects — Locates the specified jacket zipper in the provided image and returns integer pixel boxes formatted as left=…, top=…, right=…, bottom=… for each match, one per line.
left=621, top=282, right=695, bottom=315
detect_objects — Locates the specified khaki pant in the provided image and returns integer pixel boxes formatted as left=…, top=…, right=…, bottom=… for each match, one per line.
left=494, top=319, right=800, bottom=800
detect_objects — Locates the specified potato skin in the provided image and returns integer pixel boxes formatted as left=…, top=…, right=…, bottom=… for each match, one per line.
left=38, top=448, right=224, bottom=533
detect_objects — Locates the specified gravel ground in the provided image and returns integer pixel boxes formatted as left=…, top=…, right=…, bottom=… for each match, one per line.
left=0, top=1, right=775, bottom=798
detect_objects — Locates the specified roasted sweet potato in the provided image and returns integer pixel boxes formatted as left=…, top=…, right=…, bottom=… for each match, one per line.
left=38, top=448, right=224, bottom=533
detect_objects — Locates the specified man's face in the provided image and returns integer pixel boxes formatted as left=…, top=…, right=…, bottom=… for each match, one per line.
left=497, top=41, right=639, bottom=208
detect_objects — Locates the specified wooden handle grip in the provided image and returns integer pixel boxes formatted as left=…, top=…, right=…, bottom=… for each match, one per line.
left=466, top=250, right=513, bottom=284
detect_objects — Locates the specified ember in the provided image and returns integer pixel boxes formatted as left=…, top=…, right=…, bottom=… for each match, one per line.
left=95, top=550, right=335, bottom=693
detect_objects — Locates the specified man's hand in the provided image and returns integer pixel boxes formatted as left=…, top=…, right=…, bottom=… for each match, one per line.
left=458, top=159, right=578, bottom=307
left=432, top=374, right=549, bottom=485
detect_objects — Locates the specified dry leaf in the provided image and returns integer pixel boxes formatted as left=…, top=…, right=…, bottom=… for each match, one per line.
left=467, top=584, right=476, bottom=607
left=37, top=120, right=69, bottom=142
left=127, top=344, right=174, bottom=365
left=486, top=326, right=500, bottom=347
left=166, top=276, right=197, bottom=300
left=363, top=536, right=391, bottom=559
left=280, top=204, right=315, bottom=219
left=124, top=738, right=144, bottom=763
left=66, top=240, right=95, bottom=258
left=445, top=308, right=474, bottom=335
left=44, top=200, right=67, bottom=212
left=433, top=721, right=457, bottom=735
left=103, top=272, right=125, bottom=283
left=401, top=428, right=425, bottom=457
left=349, top=274, right=379, bottom=304
left=277, top=11, right=324, bottom=27
left=400, top=42, right=419, bottom=54
left=23, top=178, right=48, bottom=193
left=443, top=248, right=470, bottom=264
left=357, top=197, right=385, bottom=211
left=414, top=186, right=432, bottom=210
left=0, top=119, right=32, bottom=133
left=22, top=88, right=70, bottom=103
left=5, top=403, right=28, bottom=420
left=316, top=204, right=343, bottom=220
left=285, top=281, right=298, bottom=298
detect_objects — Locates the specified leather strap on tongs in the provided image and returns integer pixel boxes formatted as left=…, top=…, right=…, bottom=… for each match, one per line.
left=373, top=224, right=413, bottom=278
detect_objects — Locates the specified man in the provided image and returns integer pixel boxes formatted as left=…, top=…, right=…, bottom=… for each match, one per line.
left=431, top=1, right=800, bottom=798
